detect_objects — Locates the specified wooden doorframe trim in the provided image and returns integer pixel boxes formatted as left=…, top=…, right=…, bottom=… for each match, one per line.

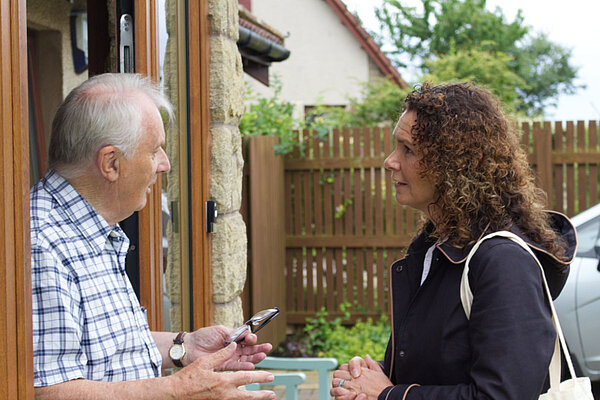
left=134, top=0, right=163, bottom=331
left=26, top=32, right=47, bottom=178
left=1, top=0, right=34, bottom=398
left=133, top=0, right=214, bottom=330
left=187, top=0, right=213, bottom=328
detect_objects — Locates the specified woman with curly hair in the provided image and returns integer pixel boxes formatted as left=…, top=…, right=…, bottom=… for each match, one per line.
left=330, top=82, right=577, bottom=400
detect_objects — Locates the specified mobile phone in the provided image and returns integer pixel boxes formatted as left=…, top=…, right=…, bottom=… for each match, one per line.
left=225, top=307, right=280, bottom=345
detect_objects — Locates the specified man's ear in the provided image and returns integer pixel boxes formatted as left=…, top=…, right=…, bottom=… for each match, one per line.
left=97, top=145, right=120, bottom=182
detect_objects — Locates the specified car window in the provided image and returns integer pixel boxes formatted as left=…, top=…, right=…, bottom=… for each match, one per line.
left=575, top=217, right=600, bottom=258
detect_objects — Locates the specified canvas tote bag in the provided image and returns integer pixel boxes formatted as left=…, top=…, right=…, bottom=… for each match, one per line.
left=460, top=231, right=594, bottom=400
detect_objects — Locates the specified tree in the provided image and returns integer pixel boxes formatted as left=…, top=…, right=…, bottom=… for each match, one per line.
left=307, top=78, right=412, bottom=128
left=375, top=0, right=581, bottom=115
left=511, top=33, right=580, bottom=114
left=344, top=78, right=412, bottom=126
left=422, top=48, right=527, bottom=113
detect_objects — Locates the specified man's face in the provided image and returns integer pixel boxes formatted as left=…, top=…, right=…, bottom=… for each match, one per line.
left=116, top=95, right=170, bottom=217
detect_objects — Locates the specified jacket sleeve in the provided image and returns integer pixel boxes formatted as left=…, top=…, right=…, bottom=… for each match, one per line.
left=381, top=240, right=556, bottom=400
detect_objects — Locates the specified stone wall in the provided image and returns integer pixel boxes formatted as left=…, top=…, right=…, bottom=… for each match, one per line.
left=208, top=0, right=247, bottom=327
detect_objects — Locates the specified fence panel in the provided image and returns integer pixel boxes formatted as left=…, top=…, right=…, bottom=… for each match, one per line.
left=278, top=121, right=600, bottom=324
left=528, top=121, right=600, bottom=217
left=284, top=127, right=414, bottom=324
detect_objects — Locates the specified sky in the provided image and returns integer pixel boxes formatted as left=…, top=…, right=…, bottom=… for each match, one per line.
left=342, top=0, right=600, bottom=121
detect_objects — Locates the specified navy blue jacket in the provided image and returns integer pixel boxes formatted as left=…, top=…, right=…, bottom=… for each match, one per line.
left=378, top=212, right=577, bottom=400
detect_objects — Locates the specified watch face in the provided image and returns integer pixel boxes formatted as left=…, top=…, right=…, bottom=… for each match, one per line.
left=169, top=343, right=185, bottom=360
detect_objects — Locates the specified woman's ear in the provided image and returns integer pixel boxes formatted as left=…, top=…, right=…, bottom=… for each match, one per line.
left=97, top=145, right=120, bottom=182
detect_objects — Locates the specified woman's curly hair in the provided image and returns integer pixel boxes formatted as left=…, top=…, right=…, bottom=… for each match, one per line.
left=405, top=82, right=565, bottom=258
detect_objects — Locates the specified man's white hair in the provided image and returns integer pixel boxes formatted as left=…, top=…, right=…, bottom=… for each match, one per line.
left=48, top=73, right=173, bottom=178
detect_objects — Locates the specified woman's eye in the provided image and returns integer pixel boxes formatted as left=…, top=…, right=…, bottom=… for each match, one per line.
left=404, top=145, right=413, bottom=154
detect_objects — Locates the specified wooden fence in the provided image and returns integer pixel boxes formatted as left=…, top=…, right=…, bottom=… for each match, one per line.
left=244, top=120, right=600, bottom=326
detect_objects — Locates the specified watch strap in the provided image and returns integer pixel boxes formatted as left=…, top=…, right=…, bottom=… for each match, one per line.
left=173, top=331, right=186, bottom=345
left=172, top=356, right=184, bottom=368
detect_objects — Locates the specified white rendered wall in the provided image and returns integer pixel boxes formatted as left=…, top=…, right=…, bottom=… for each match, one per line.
left=246, top=0, right=378, bottom=107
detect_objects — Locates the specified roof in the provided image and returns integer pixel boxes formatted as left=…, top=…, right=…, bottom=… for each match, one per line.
left=237, top=0, right=407, bottom=89
left=324, top=0, right=408, bottom=89
left=238, top=5, right=291, bottom=86
left=239, top=5, right=287, bottom=46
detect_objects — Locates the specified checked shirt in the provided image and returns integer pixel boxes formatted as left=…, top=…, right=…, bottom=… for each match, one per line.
left=31, top=169, right=162, bottom=386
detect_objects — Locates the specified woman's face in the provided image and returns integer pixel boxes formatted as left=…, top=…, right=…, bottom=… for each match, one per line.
left=384, top=110, right=436, bottom=217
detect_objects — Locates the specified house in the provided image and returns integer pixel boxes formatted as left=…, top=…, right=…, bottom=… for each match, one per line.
left=0, top=0, right=256, bottom=396
left=239, top=0, right=408, bottom=111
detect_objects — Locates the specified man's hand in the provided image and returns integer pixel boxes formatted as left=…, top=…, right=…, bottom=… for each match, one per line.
left=170, top=342, right=276, bottom=400
left=34, top=343, right=276, bottom=400
left=184, top=326, right=272, bottom=370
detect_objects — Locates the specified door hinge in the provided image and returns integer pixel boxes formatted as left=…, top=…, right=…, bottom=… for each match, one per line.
left=206, top=200, right=217, bottom=233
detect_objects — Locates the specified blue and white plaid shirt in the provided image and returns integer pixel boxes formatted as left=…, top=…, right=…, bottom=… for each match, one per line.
left=31, top=170, right=162, bottom=387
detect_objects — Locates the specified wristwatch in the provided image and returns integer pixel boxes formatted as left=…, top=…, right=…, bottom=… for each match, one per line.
left=169, top=331, right=187, bottom=367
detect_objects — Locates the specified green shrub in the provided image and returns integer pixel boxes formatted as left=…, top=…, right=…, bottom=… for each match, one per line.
left=240, top=76, right=411, bottom=156
left=240, top=77, right=302, bottom=155
left=274, top=303, right=391, bottom=365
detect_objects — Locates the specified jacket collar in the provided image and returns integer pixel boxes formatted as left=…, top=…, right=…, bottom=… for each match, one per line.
left=432, top=211, right=577, bottom=268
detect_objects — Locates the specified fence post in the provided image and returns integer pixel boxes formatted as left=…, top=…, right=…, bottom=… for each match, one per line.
left=247, top=136, right=287, bottom=347
left=533, top=122, right=553, bottom=207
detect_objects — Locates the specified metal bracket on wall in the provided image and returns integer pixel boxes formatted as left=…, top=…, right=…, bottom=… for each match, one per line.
left=206, top=201, right=217, bottom=233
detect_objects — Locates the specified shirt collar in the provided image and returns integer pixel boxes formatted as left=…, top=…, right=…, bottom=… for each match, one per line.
left=42, top=169, right=126, bottom=255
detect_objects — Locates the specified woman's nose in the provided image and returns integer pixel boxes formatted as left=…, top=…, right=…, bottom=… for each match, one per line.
left=384, top=152, right=398, bottom=171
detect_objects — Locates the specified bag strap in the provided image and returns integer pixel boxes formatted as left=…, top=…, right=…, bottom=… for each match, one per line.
left=459, top=231, right=577, bottom=390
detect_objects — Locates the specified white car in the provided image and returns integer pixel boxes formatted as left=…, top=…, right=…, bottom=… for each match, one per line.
left=554, top=203, right=600, bottom=382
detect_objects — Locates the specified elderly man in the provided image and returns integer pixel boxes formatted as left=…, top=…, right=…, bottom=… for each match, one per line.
left=31, top=73, right=275, bottom=399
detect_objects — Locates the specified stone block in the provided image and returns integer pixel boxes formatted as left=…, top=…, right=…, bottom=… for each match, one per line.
left=209, top=36, right=244, bottom=125
left=208, top=0, right=239, bottom=39
left=213, top=297, right=244, bottom=328
left=211, top=213, right=248, bottom=304
left=210, top=125, right=244, bottom=213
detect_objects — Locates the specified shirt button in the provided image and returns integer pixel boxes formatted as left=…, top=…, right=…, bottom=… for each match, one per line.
left=399, top=350, right=406, bottom=358
left=395, top=264, right=403, bottom=272
left=109, top=231, right=118, bottom=238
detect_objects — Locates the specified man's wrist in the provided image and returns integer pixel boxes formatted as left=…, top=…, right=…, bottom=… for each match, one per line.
left=169, top=331, right=187, bottom=367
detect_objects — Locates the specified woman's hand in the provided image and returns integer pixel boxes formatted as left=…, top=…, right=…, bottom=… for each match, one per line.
left=331, top=355, right=391, bottom=400
left=185, top=326, right=272, bottom=370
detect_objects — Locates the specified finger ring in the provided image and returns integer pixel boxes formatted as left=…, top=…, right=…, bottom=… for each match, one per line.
left=339, top=379, right=346, bottom=387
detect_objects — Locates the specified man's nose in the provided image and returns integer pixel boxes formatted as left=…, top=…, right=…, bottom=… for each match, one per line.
left=158, top=148, right=171, bottom=173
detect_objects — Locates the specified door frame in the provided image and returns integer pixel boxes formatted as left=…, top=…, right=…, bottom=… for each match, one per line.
left=0, top=0, right=34, bottom=398
left=186, top=0, right=213, bottom=329
left=132, top=0, right=213, bottom=330
left=0, top=0, right=213, bottom=397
